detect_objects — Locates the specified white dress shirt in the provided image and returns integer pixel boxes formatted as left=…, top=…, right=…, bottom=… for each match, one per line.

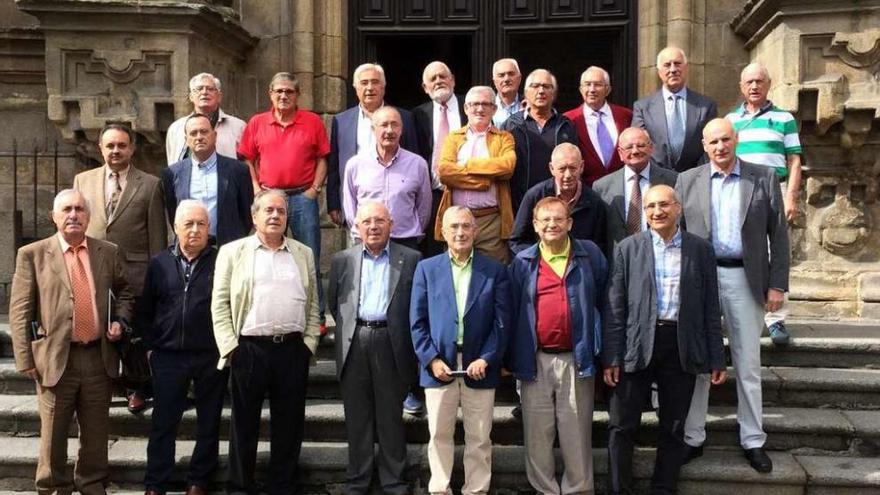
left=240, top=240, right=307, bottom=336
left=582, top=102, right=619, bottom=159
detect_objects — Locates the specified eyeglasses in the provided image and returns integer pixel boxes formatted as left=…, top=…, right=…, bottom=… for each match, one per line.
left=643, top=201, right=678, bottom=211
left=192, top=86, right=219, bottom=93
left=466, top=101, right=495, bottom=109
left=271, top=88, right=297, bottom=96
left=527, top=83, right=554, bottom=91
left=580, top=82, right=607, bottom=88
left=534, top=217, right=568, bottom=226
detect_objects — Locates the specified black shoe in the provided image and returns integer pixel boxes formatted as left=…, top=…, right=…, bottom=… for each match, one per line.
left=768, top=322, right=791, bottom=345
left=682, top=444, right=703, bottom=465
left=511, top=405, right=522, bottom=419
left=744, top=447, right=773, bottom=473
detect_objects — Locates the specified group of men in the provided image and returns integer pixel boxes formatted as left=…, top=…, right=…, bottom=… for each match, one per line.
left=9, top=42, right=795, bottom=495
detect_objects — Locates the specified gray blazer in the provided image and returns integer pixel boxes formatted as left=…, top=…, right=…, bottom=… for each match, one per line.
left=632, top=88, right=717, bottom=172
left=675, top=159, right=790, bottom=305
left=327, top=241, right=422, bottom=383
left=603, top=230, right=725, bottom=374
left=592, top=163, right=678, bottom=254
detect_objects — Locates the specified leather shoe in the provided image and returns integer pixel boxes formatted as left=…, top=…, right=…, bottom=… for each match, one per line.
left=682, top=444, right=703, bottom=465
left=186, top=486, right=207, bottom=495
left=127, top=392, right=147, bottom=415
left=744, top=447, right=773, bottom=473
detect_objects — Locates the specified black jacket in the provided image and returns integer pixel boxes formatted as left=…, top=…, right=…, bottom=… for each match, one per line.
left=135, top=244, right=218, bottom=352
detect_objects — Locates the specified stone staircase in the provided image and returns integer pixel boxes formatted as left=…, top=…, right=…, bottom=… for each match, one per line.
left=0, top=319, right=878, bottom=494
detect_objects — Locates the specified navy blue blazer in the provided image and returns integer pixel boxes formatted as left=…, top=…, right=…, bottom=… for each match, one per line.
left=326, top=105, right=419, bottom=213
left=410, top=252, right=511, bottom=389
left=162, top=154, right=254, bottom=246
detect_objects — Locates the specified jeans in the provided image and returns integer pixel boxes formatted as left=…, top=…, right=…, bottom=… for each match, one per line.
left=287, top=192, right=324, bottom=319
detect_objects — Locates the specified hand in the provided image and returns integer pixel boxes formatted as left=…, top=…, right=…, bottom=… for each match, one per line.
left=22, top=368, right=39, bottom=381
left=710, top=369, right=728, bottom=385
left=466, top=358, right=488, bottom=380
left=303, top=187, right=319, bottom=200
left=765, top=288, right=785, bottom=312
left=604, top=366, right=621, bottom=387
left=500, top=367, right=512, bottom=377
left=106, top=321, right=123, bottom=342
left=784, top=191, right=799, bottom=223
left=430, top=358, right=453, bottom=382
left=328, top=209, right=344, bottom=226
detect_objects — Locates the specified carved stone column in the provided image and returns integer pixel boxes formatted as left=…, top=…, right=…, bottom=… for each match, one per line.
left=732, top=0, right=880, bottom=319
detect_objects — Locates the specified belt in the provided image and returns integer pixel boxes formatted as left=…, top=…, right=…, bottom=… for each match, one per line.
left=716, top=258, right=744, bottom=268
left=356, top=319, right=388, bottom=329
left=539, top=347, right=572, bottom=354
left=470, top=206, right=500, bottom=218
left=71, top=339, right=101, bottom=349
left=281, top=186, right=308, bottom=196
left=656, top=319, right=678, bottom=328
left=240, top=333, right=302, bottom=344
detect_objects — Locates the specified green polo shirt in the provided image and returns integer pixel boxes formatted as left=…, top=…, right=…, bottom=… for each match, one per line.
left=539, top=238, right=571, bottom=278
left=450, top=250, right=474, bottom=346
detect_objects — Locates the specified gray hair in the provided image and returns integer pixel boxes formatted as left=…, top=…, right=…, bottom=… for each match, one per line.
left=740, top=62, right=771, bottom=82
left=656, top=46, right=688, bottom=69
left=442, top=205, right=476, bottom=225
left=174, top=199, right=209, bottom=226
left=492, top=58, right=521, bottom=76
left=550, top=142, right=583, bottom=163
left=465, top=86, right=496, bottom=103
left=268, top=72, right=300, bottom=92
left=525, top=69, right=558, bottom=91
left=251, top=189, right=288, bottom=215
left=189, top=72, right=222, bottom=92
left=355, top=201, right=391, bottom=222
left=580, top=66, right=610, bottom=85
left=422, top=61, right=453, bottom=83
left=53, top=189, right=91, bottom=214
left=352, top=63, right=387, bottom=87
left=370, top=106, right=401, bottom=126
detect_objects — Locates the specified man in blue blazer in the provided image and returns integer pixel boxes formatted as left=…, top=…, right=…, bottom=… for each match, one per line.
left=410, top=205, right=510, bottom=495
left=326, top=63, right=418, bottom=227
left=162, top=113, right=254, bottom=246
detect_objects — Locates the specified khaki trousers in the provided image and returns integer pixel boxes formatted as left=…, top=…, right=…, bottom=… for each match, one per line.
left=521, top=351, right=595, bottom=495
left=424, top=375, right=495, bottom=495
left=473, top=211, right=510, bottom=265
left=35, top=345, right=113, bottom=495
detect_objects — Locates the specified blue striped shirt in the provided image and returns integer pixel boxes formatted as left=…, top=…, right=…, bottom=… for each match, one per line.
left=710, top=160, right=743, bottom=259
left=357, top=246, right=390, bottom=320
left=190, top=152, right=219, bottom=236
left=651, top=228, right=682, bottom=321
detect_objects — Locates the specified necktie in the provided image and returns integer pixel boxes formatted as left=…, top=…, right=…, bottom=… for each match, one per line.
left=626, top=174, right=643, bottom=235
left=668, top=95, right=685, bottom=164
left=107, top=171, right=121, bottom=219
left=432, top=103, right=450, bottom=188
left=70, top=247, right=98, bottom=343
left=594, top=111, right=615, bottom=167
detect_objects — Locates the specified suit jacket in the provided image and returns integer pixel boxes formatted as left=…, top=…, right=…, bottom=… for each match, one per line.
left=8, top=236, right=135, bottom=387
left=592, top=163, right=678, bottom=254
left=675, top=159, right=790, bottom=304
left=162, top=154, right=254, bottom=246
left=563, top=103, right=633, bottom=186
left=326, top=105, right=419, bottom=212
left=327, top=242, right=422, bottom=382
left=73, top=165, right=168, bottom=295
left=410, top=252, right=510, bottom=389
left=632, top=88, right=717, bottom=172
left=211, top=235, right=321, bottom=369
left=412, top=95, right=467, bottom=167
left=603, top=230, right=725, bottom=374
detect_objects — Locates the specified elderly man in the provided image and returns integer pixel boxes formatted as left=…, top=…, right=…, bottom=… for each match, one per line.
left=411, top=205, right=510, bottom=495
left=593, top=127, right=678, bottom=254
left=507, top=196, right=608, bottom=495
left=9, top=189, right=133, bottom=495
left=73, top=122, right=168, bottom=414
left=678, top=118, right=789, bottom=473
left=139, top=200, right=226, bottom=495
left=491, top=58, right=523, bottom=127
left=633, top=47, right=718, bottom=172
left=501, top=68, right=579, bottom=207
left=237, top=72, right=330, bottom=324
left=726, top=62, right=803, bottom=345
left=563, top=66, right=633, bottom=186
left=212, top=189, right=322, bottom=494
left=342, top=107, right=432, bottom=250
left=327, top=63, right=419, bottom=227
left=413, top=61, right=467, bottom=258
left=165, top=72, right=247, bottom=164
left=163, top=113, right=254, bottom=246
left=327, top=202, right=422, bottom=495
left=435, top=85, right=516, bottom=264
left=604, top=185, right=727, bottom=495
left=509, top=142, right=607, bottom=254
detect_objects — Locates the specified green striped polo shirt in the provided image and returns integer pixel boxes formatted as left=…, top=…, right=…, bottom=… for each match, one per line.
left=725, top=101, right=802, bottom=180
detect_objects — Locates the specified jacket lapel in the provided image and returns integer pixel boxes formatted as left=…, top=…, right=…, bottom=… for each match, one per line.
left=612, top=171, right=627, bottom=223
left=216, top=158, right=229, bottom=217
left=176, top=159, right=193, bottom=201
left=739, top=163, right=755, bottom=228
left=88, top=241, right=108, bottom=326
left=85, top=169, right=109, bottom=228
left=387, top=243, right=402, bottom=303
left=47, top=239, right=71, bottom=293
left=109, top=167, right=142, bottom=224
left=697, top=166, right=713, bottom=234
left=464, top=255, right=488, bottom=316
left=341, top=111, right=358, bottom=161
left=650, top=93, right=669, bottom=152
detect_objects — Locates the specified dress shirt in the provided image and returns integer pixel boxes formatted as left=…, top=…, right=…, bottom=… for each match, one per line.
left=57, top=234, right=100, bottom=333
left=539, top=238, right=571, bottom=278
left=356, top=104, right=378, bottom=155
left=493, top=93, right=521, bottom=127
left=451, top=126, right=498, bottom=209
left=430, top=95, right=463, bottom=178
left=650, top=228, right=682, bottom=321
left=450, top=250, right=473, bottom=346
left=555, top=180, right=582, bottom=208
left=662, top=86, right=688, bottom=134
left=357, top=246, right=390, bottom=320
left=342, top=146, right=432, bottom=240
left=623, top=164, right=652, bottom=232
left=104, top=165, right=130, bottom=205
left=710, top=160, right=744, bottom=259
left=240, top=239, right=307, bottom=336
left=166, top=108, right=247, bottom=164
left=190, top=152, right=219, bottom=236
left=582, top=102, right=619, bottom=157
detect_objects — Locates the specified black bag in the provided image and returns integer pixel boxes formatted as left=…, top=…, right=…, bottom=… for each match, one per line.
left=114, top=320, right=151, bottom=389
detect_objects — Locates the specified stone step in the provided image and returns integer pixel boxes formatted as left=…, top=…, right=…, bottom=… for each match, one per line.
left=0, top=393, right=877, bottom=456
left=0, top=435, right=877, bottom=494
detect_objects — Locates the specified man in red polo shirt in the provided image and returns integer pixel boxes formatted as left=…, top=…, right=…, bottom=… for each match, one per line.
left=238, top=72, right=330, bottom=320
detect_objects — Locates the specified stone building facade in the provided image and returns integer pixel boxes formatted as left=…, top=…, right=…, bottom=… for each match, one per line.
left=0, top=0, right=877, bottom=318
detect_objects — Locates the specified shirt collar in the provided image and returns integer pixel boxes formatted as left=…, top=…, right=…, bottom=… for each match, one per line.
left=555, top=180, right=582, bottom=205
left=105, top=164, right=130, bottom=180
left=662, top=86, right=688, bottom=101
left=525, top=107, right=558, bottom=122
left=738, top=99, right=773, bottom=116
left=711, top=158, right=742, bottom=178
left=359, top=102, right=384, bottom=118
left=624, top=162, right=651, bottom=181
left=584, top=101, right=612, bottom=116
left=58, top=232, right=88, bottom=253
left=651, top=227, right=682, bottom=248
left=495, top=93, right=520, bottom=110
left=434, top=94, right=458, bottom=111
left=191, top=151, right=218, bottom=169
left=362, top=244, right=389, bottom=260
left=539, top=237, right=571, bottom=260
left=250, top=234, right=290, bottom=252
left=466, top=125, right=490, bottom=138
left=448, top=249, right=474, bottom=268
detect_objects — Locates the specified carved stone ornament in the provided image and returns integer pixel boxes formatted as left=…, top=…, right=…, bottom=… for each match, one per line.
left=827, top=30, right=880, bottom=69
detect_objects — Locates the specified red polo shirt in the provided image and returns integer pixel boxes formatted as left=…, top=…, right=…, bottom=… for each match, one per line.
left=237, top=108, right=330, bottom=189
left=535, top=256, right=572, bottom=351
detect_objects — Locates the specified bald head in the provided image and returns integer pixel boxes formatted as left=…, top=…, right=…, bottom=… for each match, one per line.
left=617, top=127, right=654, bottom=172
left=656, top=46, right=689, bottom=92
left=702, top=118, right=738, bottom=171
left=549, top=143, right=584, bottom=194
